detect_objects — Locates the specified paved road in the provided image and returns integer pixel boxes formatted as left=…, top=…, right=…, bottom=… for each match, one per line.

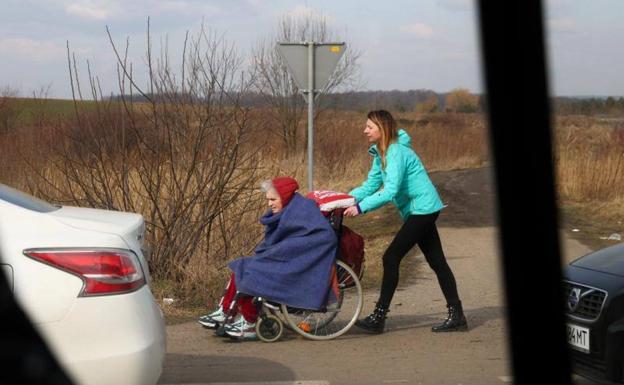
left=159, top=167, right=599, bottom=385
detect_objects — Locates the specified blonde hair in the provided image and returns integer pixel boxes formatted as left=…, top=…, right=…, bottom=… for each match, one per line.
left=367, top=110, right=398, bottom=168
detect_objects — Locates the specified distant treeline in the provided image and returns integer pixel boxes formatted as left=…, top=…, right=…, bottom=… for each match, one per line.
left=109, top=89, right=479, bottom=113
left=554, top=96, right=624, bottom=115
left=109, top=90, right=624, bottom=115
left=320, top=90, right=450, bottom=112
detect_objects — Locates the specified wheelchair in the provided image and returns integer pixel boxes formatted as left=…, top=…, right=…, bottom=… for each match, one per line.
left=217, top=207, right=364, bottom=342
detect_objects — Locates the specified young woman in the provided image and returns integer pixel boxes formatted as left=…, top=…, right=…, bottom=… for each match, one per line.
left=344, top=110, right=467, bottom=334
left=198, top=176, right=338, bottom=340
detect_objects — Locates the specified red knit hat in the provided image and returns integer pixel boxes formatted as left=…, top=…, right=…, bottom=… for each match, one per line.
left=272, top=176, right=299, bottom=207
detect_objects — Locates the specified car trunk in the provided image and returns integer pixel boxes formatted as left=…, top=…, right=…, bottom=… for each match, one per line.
left=48, top=206, right=151, bottom=281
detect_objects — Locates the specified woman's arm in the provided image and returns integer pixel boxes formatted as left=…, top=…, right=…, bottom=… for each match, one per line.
left=349, top=157, right=383, bottom=202
left=356, top=148, right=405, bottom=214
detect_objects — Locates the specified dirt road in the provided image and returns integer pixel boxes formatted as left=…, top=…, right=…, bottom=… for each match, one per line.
left=158, top=167, right=595, bottom=385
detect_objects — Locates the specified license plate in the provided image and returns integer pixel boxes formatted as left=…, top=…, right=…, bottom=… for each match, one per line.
left=567, top=323, right=590, bottom=353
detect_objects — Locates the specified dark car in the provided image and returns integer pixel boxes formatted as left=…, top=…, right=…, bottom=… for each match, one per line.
left=564, top=242, right=624, bottom=383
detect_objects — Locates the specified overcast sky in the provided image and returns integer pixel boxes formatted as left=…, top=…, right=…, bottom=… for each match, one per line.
left=1, top=0, right=623, bottom=99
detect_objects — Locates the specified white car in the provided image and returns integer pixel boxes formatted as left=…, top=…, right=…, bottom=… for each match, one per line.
left=0, top=183, right=166, bottom=385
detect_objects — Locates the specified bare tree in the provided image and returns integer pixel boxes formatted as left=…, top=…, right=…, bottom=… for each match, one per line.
left=251, top=12, right=362, bottom=156
left=30, top=21, right=267, bottom=299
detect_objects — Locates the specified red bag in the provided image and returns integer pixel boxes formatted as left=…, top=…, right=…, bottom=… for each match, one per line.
left=338, top=225, right=365, bottom=282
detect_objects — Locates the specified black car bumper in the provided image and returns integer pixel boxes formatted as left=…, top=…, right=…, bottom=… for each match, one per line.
left=570, top=348, right=610, bottom=382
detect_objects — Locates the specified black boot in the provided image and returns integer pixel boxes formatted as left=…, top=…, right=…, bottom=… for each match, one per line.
left=355, top=303, right=389, bottom=334
left=432, top=302, right=468, bottom=332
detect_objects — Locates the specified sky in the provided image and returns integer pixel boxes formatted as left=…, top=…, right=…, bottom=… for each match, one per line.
left=1, top=0, right=623, bottom=99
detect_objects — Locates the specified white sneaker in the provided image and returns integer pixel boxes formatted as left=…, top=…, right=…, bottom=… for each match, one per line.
left=198, top=307, right=226, bottom=329
left=223, top=316, right=243, bottom=330
left=225, top=317, right=257, bottom=340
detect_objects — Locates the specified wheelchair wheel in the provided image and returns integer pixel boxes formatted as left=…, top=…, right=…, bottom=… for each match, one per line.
left=280, top=260, right=363, bottom=340
left=256, top=314, right=283, bottom=343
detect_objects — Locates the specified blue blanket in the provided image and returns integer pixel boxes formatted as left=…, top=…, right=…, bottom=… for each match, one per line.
left=228, top=193, right=338, bottom=310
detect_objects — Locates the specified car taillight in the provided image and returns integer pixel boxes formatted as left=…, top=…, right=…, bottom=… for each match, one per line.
left=24, top=249, right=146, bottom=297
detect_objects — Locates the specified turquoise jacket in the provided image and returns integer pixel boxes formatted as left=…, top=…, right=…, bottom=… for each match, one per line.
left=349, top=129, right=444, bottom=220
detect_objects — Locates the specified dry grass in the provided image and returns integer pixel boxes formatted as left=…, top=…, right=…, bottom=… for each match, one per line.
left=399, top=112, right=489, bottom=172
left=0, top=106, right=487, bottom=313
left=552, top=115, right=624, bottom=249
left=554, top=116, right=624, bottom=202
left=7, top=103, right=624, bottom=316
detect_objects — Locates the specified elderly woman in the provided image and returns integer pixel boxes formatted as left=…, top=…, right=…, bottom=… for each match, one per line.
left=198, top=176, right=338, bottom=340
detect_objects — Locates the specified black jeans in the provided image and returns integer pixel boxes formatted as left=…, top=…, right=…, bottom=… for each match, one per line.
left=377, top=211, right=461, bottom=308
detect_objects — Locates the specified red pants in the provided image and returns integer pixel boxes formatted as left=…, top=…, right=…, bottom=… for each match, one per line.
left=220, top=273, right=258, bottom=322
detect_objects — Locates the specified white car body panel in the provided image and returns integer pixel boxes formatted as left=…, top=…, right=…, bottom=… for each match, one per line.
left=36, top=286, right=166, bottom=385
left=0, top=186, right=166, bottom=385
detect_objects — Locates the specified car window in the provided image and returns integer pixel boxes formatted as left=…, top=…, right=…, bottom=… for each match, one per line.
left=0, top=184, right=60, bottom=213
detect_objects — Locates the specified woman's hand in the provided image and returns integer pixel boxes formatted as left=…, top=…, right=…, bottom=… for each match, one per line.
left=343, top=205, right=360, bottom=217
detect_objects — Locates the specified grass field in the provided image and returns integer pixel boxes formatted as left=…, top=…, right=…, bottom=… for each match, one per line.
left=2, top=97, right=95, bottom=126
